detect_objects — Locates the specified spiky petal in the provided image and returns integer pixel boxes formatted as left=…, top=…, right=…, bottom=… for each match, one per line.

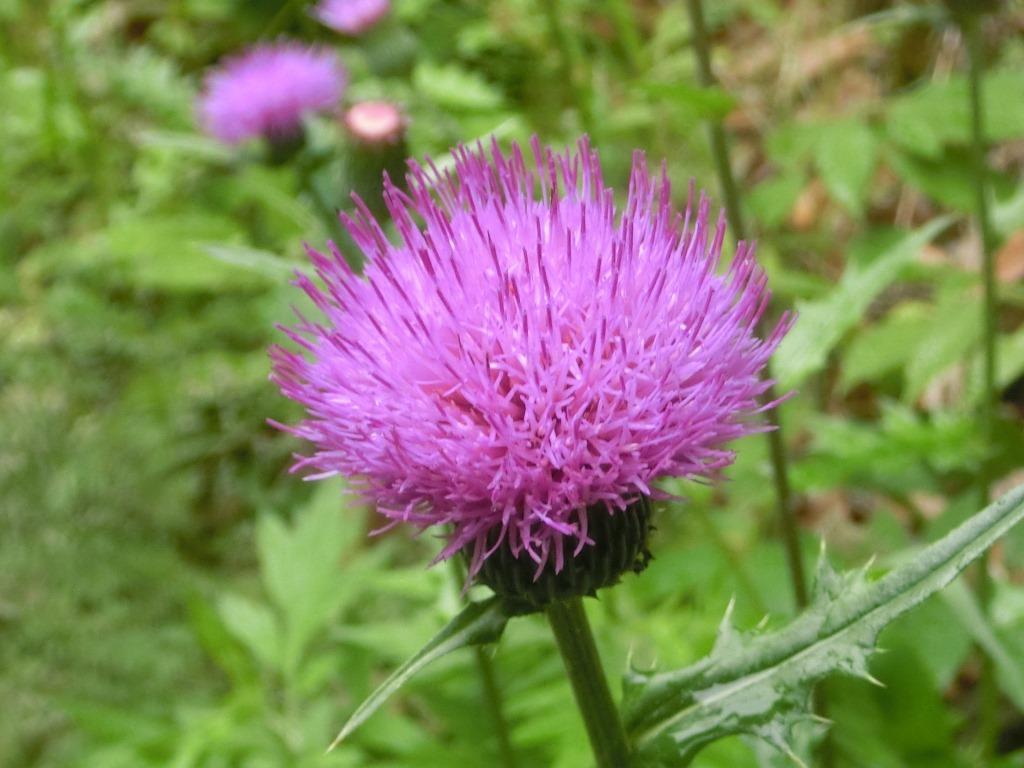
left=271, top=137, right=791, bottom=577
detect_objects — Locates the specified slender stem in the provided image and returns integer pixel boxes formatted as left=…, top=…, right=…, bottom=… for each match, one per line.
left=682, top=0, right=808, bottom=610
left=962, top=12, right=1000, bottom=754
left=546, top=598, right=632, bottom=768
left=447, top=560, right=519, bottom=768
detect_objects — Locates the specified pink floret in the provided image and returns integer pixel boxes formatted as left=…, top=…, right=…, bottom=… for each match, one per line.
left=271, top=137, right=792, bottom=577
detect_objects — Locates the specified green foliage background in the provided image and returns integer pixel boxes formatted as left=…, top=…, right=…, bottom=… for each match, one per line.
left=3, top=0, right=1024, bottom=766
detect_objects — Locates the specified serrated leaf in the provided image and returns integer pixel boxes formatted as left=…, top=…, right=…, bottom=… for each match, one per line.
left=329, top=597, right=508, bottom=750
left=257, top=480, right=361, bottom=673
left=773, top=218, right=950, bottom=388
left=622, top=482, right=1024, bottom=766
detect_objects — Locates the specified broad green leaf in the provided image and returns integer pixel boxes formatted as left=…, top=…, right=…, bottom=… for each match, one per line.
left=101, top=214, right=262, bottom=291
left=888, top=148, right=1017, bottom=214
left=812, top=119, right=878, bottom=215
left=748, top=172, right=805, bottom=229
left=902, top=288, right=981, bottom=404
left=839, top=302, right=932, bottom=391
left=329, top=597, right=508, bottom=750
left=637, top=81, right=737, bottom=120
left=886, top=68, right=1024, bottom=159
left=413, top=62, right=504, bottom=112
left=621, top=482, right=1024, bottom=766
left=773, top=218, right=950, bottom=388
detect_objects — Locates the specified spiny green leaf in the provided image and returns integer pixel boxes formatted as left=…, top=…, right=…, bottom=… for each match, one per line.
left=621, top=482, right=1024, bottom=766
left=328, top=597, right=508, bottom=751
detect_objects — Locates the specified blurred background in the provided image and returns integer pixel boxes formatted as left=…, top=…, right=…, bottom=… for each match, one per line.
left=3, top=0, right=1024, bottom=766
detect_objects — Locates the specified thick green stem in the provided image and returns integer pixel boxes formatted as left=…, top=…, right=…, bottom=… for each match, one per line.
left=546, top=598, right=632, bottom=768
left=962, top=12, right=1000, bottom=754
left=682, top=0, right=808, bottom=610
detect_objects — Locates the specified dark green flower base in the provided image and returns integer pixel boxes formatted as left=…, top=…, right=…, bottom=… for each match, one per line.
left=472, top=497, right=654, bottom=616
left=264, top=127, right=307, bottom=166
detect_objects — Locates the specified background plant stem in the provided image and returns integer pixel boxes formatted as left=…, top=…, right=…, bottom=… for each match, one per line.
left=473, top=647, right=519, bottom=768
left=962, top=11, right=1000, bottom=754
left=447, top=560, right=519, bottom=768
left=546, top=597, right=631, bottom=768
left=682, top=0, right=808, bottom=610
left=540, top=0, right=596, bottom=137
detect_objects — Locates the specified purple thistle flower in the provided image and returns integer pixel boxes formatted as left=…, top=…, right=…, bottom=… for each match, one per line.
left=271, top=137, right=792, bottom=579
left=198, top=43, right=346, bottom=145
left=314, top=0, right=391, bottom=36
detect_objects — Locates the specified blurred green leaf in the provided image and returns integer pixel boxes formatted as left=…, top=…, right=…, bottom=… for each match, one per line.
left=903, top=288, right=981, bottom=404
left=942, top=580, right=1024, bottom=711
left=840, top=302, right=932, bottom=392
left=886, top=69, right=1024, bottom=158
left=812, top=119, right=878, bottom=215
left=102, top=214, right=262, bottom=291
left=413, top=62, right=504, bottom=112
left=637, top=81, right=737, bottom=120
left=774, top=219, right=950, bottom=388
left=217, top=593, right=283, bottom=672
left=748, top=171, right=805, bottom=229
left=257, top=480, right=362, bottom=672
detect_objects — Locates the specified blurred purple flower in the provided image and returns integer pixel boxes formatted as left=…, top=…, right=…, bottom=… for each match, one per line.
left=198, top=43, right=346, bottom=145
left=314, top=0, right=391, bottom=36
left=271, top=138, right=791, bottom=577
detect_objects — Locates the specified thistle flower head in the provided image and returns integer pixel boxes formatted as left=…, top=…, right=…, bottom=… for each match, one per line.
left=272, top=137, right=791, bottom=580
left=198, top=43, right=346, bottom=145
left=314, top=0, right=391, bottom=36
